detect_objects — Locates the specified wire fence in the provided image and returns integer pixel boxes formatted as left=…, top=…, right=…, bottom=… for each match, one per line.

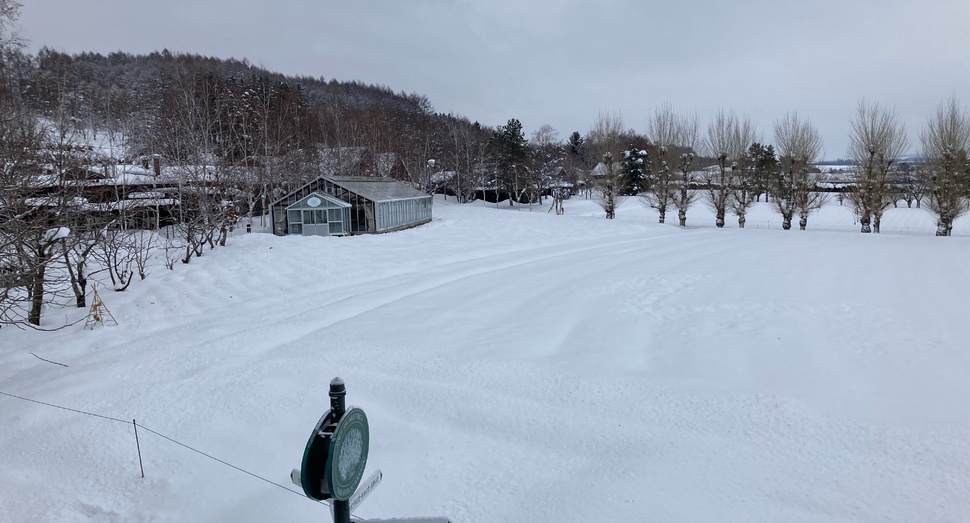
left=0, top=389, right=363, bottom=520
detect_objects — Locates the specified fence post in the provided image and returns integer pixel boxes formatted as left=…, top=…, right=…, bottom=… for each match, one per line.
left=133, top=419, right=145, bottom=478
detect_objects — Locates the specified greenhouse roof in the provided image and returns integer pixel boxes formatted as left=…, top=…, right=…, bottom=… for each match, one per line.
left=329, top=177, right=427, bottom=202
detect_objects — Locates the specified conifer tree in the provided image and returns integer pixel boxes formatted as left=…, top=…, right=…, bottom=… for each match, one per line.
left=621, top=144, right=649, bottom=195
left=487, top=118, right=530, bottom=205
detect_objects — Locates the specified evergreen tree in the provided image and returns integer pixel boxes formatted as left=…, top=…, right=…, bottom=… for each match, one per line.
left=487, top=118, right=530, bottom=204
left=566, top=131, right=587, bottom=165
left=749, top=142, right=778, bottom=202
left=621, top=144, right=649, bottom=195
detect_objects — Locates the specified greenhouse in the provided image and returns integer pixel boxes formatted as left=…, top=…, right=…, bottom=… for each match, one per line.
left=270, top=176, right=432, bottom=236
left=282, top=192, right=351, bottom=236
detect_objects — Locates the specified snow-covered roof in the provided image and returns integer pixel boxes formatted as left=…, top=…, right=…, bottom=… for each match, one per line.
left=109, top=198, right=180, bottom=211
left=329, top=176, right=428, bottom=202
left=430, top=171, right=456, bottom=183
left=23, top=196, right=90, bottom=208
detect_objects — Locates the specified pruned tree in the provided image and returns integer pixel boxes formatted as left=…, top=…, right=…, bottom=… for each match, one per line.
left=900, top=163, right=929, bottom=208
left=920, top=96, right=970, bottom=236
left=593, top=152, right=627, bottom=219
left=672, top=111, right=700, bottom=227
left=587, top=111, right=624, bottom=162
left=771, top=112, right=825, bottom=230
left=703, top=110, right=757, bottom=228
left=847, top=100, right=908, bottom=233
left=732, top=142, right=772, bottom=228
left=643, top=104, right=679, bottom=224
left=588, top=112, right=627, bottom=218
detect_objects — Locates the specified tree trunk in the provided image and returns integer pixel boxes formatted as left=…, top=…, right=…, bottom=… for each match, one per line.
left=936, top=213, right=952, bottom=236
left=782, top=214, right=792, bottom=230
left=799, top=214, right=808, bottom=230
left=738, top=214, right=746, bottom=228
left=63, top=250, right=87, bottom=308
left=658, top=208, right=666, bottom=224
left=715, top=209, right=725, bottom=228
left=873, top=213, right=882, bottom=234
left=678, top=208, right=686, bottom=227
left=860, top=211, right=872, bottom=233
left=28, top=263, right=48, bottom=326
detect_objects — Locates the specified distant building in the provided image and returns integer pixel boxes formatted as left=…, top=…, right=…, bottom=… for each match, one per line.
left=270, top=176, right=432, bottom=236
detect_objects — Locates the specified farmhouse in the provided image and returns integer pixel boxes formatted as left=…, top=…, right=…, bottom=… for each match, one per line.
left=270, top=176, right=432, bottom=236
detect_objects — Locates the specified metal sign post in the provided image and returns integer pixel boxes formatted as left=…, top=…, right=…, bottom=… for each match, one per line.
left=295, top=378, right=370, bottom=523
left=293, top=378, right=450, bottom=523
left=329, top=379, right=352, bottom=523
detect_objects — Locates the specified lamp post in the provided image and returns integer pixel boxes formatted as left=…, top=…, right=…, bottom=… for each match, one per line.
left=424, top=158, right=437, bottom=199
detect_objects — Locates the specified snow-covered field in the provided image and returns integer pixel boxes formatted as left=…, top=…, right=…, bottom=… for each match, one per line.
left=2, top=197, right=968, bottom=522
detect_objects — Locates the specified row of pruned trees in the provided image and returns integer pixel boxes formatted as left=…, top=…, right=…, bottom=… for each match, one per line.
left=845, top=98, right=970, bottom=236
left=582, top=106, right=826, bottom=230
left=578, top=99, right=969, bottom=236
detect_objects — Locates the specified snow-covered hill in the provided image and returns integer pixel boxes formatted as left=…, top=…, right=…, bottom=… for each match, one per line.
left=1, top=198, right=968, bottom=522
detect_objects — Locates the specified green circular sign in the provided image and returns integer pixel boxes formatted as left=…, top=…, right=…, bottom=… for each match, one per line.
left=300, top=410, right=334, bottom=500
left=327, top=407, right=369, bottom=501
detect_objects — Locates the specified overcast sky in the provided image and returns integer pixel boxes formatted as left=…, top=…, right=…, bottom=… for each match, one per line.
left=19, top=0, right=970, bottom=159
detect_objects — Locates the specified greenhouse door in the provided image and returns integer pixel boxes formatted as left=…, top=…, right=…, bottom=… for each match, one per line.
left=302, top=209, right=329, bottom=236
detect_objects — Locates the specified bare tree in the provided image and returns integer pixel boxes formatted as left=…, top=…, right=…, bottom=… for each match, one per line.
left=154, top=66, right=238, bottom=261
left=643, top=104, right=679, bottom=223
left=587, top=111, right=624, bottom=162
left=901, top=164, right=929, bottom=208
left=672, top=111, right=700, bottom=227
left=920, top=96, right=970, bottom=236
left=527, top=123, right=562, bottom=208
left=0, top=0, right=21, bottom=54
left=593, top=152, right=627, bottom=219
left=772, top=112, right=825, bottom=230
left=730, top=140, right=766, bottom=228
left=0, top=2, right=73, bottom=326
left=0, top=124, right=46, bottom=325
left=847, top=100, right=908, bottom=233
left=444, top=116, right=488, bottom=203
left=588, top=112, right=627, bottom=218
left=703, top=110, right=757, bottom=228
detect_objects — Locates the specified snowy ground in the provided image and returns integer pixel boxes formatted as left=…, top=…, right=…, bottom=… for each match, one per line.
left=2, top=197, right=968, bottom=522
